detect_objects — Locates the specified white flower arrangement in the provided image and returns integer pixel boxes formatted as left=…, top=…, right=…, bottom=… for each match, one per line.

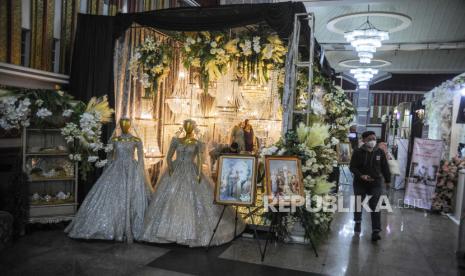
left=130, top=36, right=172, bottom=93
left=62, top=111, right=111, bottom=176
left=0, top=96, right=31, bottom=129
left=62, top=109, right=73, bottom=117
left=260, top=145, right=279, bottom=157
left=322, top=85, right=356, bottom=142
left=87, top=156, right=98, bottom=163
left=36, top=107, right=52, bottom=118
left=35, top=99, right=44, bottom=106
left=181, top=32, right=230, bottom=90
left=60, top=96, right=114, bottom=179
left=68, top=154, right=81, bottom=161
left=104, top=143, right=113, bottom=153
left=422, top=74, right=465, bottom=156
left=95, top=159, right=108, bottom=168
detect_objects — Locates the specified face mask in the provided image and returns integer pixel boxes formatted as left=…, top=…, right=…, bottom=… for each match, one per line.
left=366, top=140, right=377, bottom=148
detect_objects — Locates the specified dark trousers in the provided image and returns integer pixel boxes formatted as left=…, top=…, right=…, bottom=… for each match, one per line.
left=353, top=181, right=382, bottom=232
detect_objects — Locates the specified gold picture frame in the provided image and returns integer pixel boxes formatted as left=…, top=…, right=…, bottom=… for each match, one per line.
left=214, top=154, right=257, bottom=206
left=336, top=143, right=352, bottom=165
left=265, top=156, right=305, bottom=205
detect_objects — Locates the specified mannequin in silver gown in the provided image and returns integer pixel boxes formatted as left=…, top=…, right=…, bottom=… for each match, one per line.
left=65, top=118, right=150, bottom=243
left=141, top=119, right=245, bottom=247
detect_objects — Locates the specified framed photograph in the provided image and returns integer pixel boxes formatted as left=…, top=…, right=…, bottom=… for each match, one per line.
left=336, top=143, right=352, bottom=165
left=214, top=155, right=257, bottom=206
left=265, top=156, right=304, bottom=204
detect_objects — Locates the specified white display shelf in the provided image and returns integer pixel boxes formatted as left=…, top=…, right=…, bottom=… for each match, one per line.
left=28, top=176, right=75, bottom=182
left=22, top=127, right=79, bottom=224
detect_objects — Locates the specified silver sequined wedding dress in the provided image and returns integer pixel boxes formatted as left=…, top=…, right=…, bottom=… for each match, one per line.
left=65, top=139, right=150, bottom=243
left=141, top=137, right=244, bottom=247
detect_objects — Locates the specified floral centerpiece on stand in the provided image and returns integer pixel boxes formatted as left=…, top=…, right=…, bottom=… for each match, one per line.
left=260, top=122, right=339, bottom=243
left=129, top=36, right=172, bottom=96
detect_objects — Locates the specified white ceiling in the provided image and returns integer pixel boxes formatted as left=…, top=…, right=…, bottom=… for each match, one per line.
left=302, top=0, right=465, bottom=74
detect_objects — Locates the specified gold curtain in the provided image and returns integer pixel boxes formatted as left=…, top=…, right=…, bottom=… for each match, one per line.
left=0, top=0, right=21, bottom=65
left=113, top=24, right=180, bottom=183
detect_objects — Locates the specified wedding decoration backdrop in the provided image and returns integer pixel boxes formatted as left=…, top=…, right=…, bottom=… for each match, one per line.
left=422, top=73, right=465, bottom=213
left=423, top=73, right=465, bottom=158
left=67, top=2, right=352, bottom=244
left=70, top=2, right=325, bottom=178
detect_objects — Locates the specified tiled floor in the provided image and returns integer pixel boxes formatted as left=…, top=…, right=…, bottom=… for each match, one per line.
left=0, top=182, right=463, bottom=275
left=219, top=184, right=462, bottom=276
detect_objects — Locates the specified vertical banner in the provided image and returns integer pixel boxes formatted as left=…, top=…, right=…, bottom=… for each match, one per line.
left=404, top=138, right=443, bottom=209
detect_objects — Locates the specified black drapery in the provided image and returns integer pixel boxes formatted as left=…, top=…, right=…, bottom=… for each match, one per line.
left=70, top=2, right=330, bottom=104
left=113, top=2, right=309, bottom=41
left=70, top=14, right=115, bottom=107
left=69, top=15, right=117, bottom=201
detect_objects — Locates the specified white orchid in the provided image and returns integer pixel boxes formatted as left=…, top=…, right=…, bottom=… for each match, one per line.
left=36, top=107, right=52, bottom=118
left=330, top=137, right=339, bottom=145
left=252, top=36, right=261, bottom=53
left=104, top=143, right=113, bottom=153
left=87, top=156, right=98, bottom=163
left=96, top=159, right=108, bottom=168
left=68, top=154, right=81, bottom=161
left=35, top=99, right=44, bottom=106
left=0, top=97, right=32, bottom=130
left=62, top=109, right=73, bottom=117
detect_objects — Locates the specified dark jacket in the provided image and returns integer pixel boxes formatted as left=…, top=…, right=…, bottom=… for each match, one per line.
left=350, top=144, right=391, bottom=185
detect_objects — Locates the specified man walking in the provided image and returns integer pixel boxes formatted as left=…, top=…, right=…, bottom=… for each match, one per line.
left=349, top=131, right=391, bottom=242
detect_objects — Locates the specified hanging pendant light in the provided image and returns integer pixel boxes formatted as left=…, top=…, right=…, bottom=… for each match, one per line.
left=350, top=68, right=378, bottom=89
left=344, top=14, right=389, bottom=64
left=358, top=81, right=369, bottom=89
left=350, top=68, right=378, bottom=80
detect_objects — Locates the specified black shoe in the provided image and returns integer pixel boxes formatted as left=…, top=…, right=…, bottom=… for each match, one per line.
left=371, top=231, right=381, bottom=242
left=354, top=222, right=361, bottom=233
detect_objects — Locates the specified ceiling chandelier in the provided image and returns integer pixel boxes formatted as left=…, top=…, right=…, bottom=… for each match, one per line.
left=344, top=18, right=389, bottom=64
left=350, top=68, right=378, bottom=89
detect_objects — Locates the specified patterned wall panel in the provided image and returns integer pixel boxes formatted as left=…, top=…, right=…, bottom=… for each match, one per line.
left=0, top=0, right=21, bottom=65
left=42, top=0, right=55, bottom=71
left=9, top=0, right=21, bottom=65
left=2, top=0, right=176, bottom=74
left=0, top=1, right=9, bottom=62
left=30, top=0, right=44, bottom=69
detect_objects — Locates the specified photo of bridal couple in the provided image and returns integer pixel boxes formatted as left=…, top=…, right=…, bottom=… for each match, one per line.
left=266, top=157, right=304, bottom=199
left=217, top=155, right=256, bottom=205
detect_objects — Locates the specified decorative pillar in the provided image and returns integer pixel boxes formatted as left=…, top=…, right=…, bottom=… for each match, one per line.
left=356, top=87, right=370, bottom=133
